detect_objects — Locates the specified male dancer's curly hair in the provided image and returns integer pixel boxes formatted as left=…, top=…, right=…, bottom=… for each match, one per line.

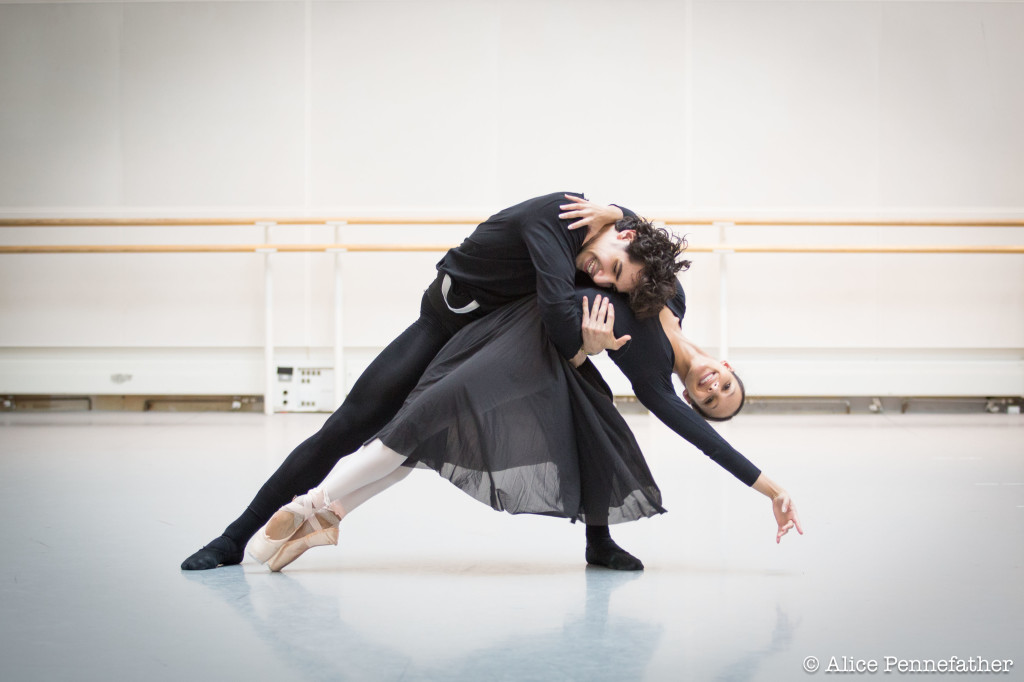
left=617, top=216, right=690, bottom=318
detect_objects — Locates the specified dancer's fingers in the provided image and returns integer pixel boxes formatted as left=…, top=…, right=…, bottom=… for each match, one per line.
left=560, top=194, right=593, bottom=229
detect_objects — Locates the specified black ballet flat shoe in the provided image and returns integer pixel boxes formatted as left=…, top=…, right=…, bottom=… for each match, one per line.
left=180, top=536, right=243, bottom=571
left=585, top=540, right=644, bottom=571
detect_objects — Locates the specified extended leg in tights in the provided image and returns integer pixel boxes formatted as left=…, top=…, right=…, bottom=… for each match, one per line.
left=329, top=461, right=411, bottom=521
left=313, top=439, right=411, bottom=520
left=248, top=439, right=413, bottom=571
left=181, top=311, right=450, bottom=570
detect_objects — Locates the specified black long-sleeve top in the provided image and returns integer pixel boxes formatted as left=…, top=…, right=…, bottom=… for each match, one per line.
left=439, top=192, right=636, bottom=361
left=575, top=283, right=762, bottom=486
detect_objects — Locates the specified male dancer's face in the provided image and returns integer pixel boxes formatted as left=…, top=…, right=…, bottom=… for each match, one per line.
left=681, top=360, right=743, bottom=420
left=575, top=228, right=642, bottom=293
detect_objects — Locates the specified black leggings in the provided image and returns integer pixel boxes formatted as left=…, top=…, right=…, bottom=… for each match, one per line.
left=223, top=279, right=481, bottom=543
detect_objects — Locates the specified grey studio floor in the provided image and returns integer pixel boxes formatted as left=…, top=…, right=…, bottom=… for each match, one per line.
left=1, top=409, right=1022, bottom=682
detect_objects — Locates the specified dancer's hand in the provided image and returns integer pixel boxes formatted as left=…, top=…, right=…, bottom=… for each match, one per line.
left=560, top=194, right=624, bottom=231
left=771, top=492, right=804, bottom=544
left=581, top=294, right=631, bottom=355
left=752, top=474, right=804, bottom=544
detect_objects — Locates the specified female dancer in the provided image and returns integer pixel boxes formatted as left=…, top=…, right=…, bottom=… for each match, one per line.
left=248, top=289, right=803, bottom=572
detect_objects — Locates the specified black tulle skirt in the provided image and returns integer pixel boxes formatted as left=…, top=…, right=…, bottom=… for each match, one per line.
left=374, top=296, right=665, bottom=525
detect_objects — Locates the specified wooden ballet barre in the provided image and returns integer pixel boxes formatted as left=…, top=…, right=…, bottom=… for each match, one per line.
left=0, top=244, right=451, bottom=254
left=1, top=244, right=1023, bottom=255
left=0, top=218, right=485, bottom=228
left=691, top=245, right=1024, bottom=254
left=665, top=218, right=1024, bottom=228
left=2, top=217, right=1023, bottom=228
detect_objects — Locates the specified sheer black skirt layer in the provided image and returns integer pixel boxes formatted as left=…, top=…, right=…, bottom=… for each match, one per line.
left=374, top=297, right=665, bottom=525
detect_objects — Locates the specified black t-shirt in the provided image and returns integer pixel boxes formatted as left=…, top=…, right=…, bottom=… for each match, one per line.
left=439, top=192, right=636, bottom=360
left=576, top=283, right=762, bottom=486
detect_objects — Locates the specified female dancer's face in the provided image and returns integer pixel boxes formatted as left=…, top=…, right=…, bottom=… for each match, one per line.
left=681, top=359, right=742, bottom=419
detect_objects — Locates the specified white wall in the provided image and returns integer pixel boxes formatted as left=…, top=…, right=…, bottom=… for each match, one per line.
left=0, top=0, right=1022, bottom=402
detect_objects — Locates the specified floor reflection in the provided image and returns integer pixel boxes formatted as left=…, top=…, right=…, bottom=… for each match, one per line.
left=183, top=565, right=663, bottom=681
left=712, top=606, right=798, bottom=682
left=182, top=560, right=802, bottom=681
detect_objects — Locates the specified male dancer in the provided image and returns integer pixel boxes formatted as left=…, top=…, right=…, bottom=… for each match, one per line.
left=182, top=192, right=686, bottom=571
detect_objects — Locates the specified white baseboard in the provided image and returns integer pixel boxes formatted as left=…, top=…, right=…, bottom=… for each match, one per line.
left=1, top=346, right=1021, bottom=399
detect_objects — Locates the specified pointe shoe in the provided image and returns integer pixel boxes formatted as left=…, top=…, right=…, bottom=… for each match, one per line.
left=248, top=493, right=340, bottom=569
left=265, top=514, right=339, bottom=572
